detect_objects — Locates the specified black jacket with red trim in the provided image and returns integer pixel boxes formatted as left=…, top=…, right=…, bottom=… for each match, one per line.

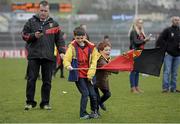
left=22, top=14, right=65, bottom=61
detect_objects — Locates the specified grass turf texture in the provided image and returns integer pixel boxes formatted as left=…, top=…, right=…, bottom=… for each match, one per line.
left=0, top=59, right=180, bottom=123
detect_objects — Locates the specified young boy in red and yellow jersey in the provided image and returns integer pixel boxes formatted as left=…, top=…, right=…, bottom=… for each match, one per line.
left=63, top=27, right=99, bottom=119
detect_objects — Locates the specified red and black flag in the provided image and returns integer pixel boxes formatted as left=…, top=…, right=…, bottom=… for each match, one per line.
left=68, top=48, right=166, bottom=78
left=134, top=47, right=166, bottom=76
left=100, top=48, right=166, bottom=76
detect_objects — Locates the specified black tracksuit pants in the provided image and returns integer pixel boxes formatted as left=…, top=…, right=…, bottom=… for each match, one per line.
left=26, top=58, right=53, bottom=107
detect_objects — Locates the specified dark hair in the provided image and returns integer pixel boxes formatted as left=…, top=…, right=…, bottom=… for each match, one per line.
left=39, top=0, right=49, bottom=6
left=97, top=41, right=111, bottom=51
left=104, top=35, right=109, bottom=39
left=73, top=27, right=86, bottom=36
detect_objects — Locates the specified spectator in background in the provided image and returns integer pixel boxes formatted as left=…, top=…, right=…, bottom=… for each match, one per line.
left=156, top=16, right=180, bottom=93
left=22, top=0, right=65, bottom=110
left=53, top=31, right=67, bottom=78
left=103, top=35, right=110, bottom=42
left=128, top=18, right=151, bottom=93
left=80, top=24, right=90, bottom=40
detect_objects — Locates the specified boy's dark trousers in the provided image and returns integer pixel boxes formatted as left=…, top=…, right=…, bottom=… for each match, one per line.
left=26, top=58, right=53, bottom=107
left=94, top=88, right=111, bottom=107
left=75, top=78, right=98, bottom=117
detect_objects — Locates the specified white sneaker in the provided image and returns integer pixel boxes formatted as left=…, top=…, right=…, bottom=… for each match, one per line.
left=80, top=115, right=90, bottom=119
left=41, top=105, right=52, bottom=110
left=24, top=104, right=32, bottom=110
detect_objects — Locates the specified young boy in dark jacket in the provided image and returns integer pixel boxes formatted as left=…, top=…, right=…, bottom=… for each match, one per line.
left=95, top=41, right=112, bottom=111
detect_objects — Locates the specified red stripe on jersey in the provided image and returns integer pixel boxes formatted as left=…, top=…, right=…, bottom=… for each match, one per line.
left=46, top=27, right=59, bottom=34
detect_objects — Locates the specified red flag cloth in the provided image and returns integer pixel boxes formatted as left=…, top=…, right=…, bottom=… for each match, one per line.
left=99, top=48, right=165, bottom=77
left=100, top=50, right=139, bottom=71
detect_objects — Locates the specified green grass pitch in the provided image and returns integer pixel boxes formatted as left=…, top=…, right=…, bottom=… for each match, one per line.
left=0, top=59, right=180, bottom=123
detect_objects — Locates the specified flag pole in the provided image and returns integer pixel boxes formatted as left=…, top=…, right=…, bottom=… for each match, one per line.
left=72, top=67, right=96, bottom=70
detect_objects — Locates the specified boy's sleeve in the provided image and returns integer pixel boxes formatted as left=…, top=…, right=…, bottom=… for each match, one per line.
left=63, top=44, right=73, bottom=69
left=97, top=58, right=107, bottom=68
left=87, top=47, right=99, bottom=80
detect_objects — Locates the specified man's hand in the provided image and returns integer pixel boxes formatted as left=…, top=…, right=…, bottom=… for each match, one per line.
left=67, top=65, right=73, bottom=71
left=35, top=31, right=43, bottom=39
